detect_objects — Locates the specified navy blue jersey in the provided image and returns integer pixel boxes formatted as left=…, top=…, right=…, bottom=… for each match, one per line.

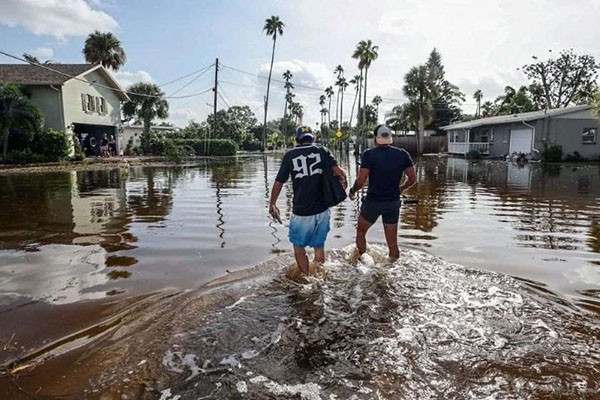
left=360, top=146, right=413, bottom=202
left=275, top=144, right=337, bottom=216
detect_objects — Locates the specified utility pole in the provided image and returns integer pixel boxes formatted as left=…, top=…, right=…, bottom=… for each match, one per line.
left=213, top=58, right=219, bottom=138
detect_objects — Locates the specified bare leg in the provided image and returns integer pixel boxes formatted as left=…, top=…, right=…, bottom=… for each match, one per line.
left=314, top=247, right=325, bottom=264
left=293, top=245, right=310, bottom=275
left=383, top=223, right=400, bottom=261
left=356, top=215, right=374, bottom=255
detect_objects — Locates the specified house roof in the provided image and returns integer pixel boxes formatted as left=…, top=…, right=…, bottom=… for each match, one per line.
left=0, top=63, right=129, bottom=101
left=441, top=104, right=593, bottom=131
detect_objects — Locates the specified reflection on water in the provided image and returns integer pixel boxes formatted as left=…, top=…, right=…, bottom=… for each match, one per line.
left=1, top=156, right=600, bottom=398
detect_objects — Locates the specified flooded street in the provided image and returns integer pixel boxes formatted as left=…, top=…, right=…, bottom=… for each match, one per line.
left=1, top=155, right=600, bottom=398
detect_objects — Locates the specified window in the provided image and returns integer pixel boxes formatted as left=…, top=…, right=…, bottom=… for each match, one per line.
left=582, top=128, right=597, bottom=144
left=480, top=129, right=490, bottom=143
left=80, top=94, right=107, bottom=114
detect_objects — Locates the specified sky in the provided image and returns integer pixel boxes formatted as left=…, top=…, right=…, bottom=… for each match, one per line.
left=2, top=0, right=600, bottom=129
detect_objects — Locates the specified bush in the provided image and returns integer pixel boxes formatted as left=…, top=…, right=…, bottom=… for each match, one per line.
left=542, top=145, right=563, bottom=162
left=72, top=135, right=85, bottom=161
left=564, top=151, right=587, bottom=162
left=31, top=128, right=71, bottom=162
left=3, top=149, right=46, bottom=164
left=124, top=137, right=135, bottom=156
left=466, top=149, right=482, bottom=159
left=242, top=140, right=263, bottom=151
left=189, top=139, right=238, bottom=156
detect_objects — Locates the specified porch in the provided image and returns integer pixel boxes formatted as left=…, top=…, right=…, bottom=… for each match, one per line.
left=448, top=142, right=490, bottom=155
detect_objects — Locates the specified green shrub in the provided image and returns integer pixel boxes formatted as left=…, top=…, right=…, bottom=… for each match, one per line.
left=189, top=139, right=238, bottom=156
left=542, top=145, right=563, bottom=162
left=466, top=149, right=482, bottom=159
left=72, top=135, right=85, bottom=161
left=3, top=149, right=46, bottom=164
left=31, top=128, right=71, bottom=162
left=564, top=151, right=587, bottom=162
left=242, top=140, right=263, bottom=151
left=124, top=137, right=135, bottom=156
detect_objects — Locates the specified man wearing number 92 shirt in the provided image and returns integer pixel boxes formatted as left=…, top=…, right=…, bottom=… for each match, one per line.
left=269, top=126, right=348, bottom=275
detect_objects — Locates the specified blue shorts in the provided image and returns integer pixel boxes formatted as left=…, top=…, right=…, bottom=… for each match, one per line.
left=289, top=209, right=331, bottom=248
left=360, top=198, right=401, bottom=224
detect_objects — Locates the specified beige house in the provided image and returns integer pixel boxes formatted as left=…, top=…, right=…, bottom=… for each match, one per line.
left=121, top=124, right=178, bottom=153
left=0, top=64, right=129, bottom=156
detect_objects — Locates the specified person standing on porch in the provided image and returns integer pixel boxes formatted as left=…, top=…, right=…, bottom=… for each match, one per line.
left=348, top=124, right=416, bottom=261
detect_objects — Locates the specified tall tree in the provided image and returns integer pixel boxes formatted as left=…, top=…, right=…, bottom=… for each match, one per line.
left=334, top=65, right=344, bottom=123
left=282, top=70, right=294, bottom=146
left=338, top=77, right=348, bottom=130
left=473, top=89, right=483, bottom=117
left=352, top=39, right=379, bottom=148
left=0, top=84, right=43, bottom=159
left=349, top=74, right=361, bottom=127
left=325, top=86, right=334, bottom=127
left=372, top=95, right=382, bottom=121
left=520, top=49, right=600, bottom=109
left=262, top=16, right=285, bottom=150
left=83, top=31, right=127, bottom=71
left=319, top=94, right=326, bottom=127
left=403, top=65, right=433, bottom=154
left=122, top=83, right=169, bottom=155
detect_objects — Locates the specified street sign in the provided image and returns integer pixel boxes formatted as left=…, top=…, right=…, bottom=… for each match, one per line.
left=335, top=130, right=342, bottom=138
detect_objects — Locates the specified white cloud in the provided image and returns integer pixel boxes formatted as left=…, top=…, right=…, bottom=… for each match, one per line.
left=0, top=0, right=118, bottom=39
left=113, top=70, right=154, bottom=89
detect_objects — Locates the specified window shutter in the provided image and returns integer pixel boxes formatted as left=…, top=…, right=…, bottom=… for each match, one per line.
left=96, top=97, right=100, bottom=114
left=81, top=94, right=86, bottom=112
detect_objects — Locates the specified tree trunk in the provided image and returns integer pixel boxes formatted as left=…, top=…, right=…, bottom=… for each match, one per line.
left=263, top=35, right=277, bottom=150
left=328, top=96, right=332, bottom=128
left=143, top=117, right=151, bottom=155
left=2, top=124, right=9, bottom=160
left=349, top=87, right=358, bottom=128
left=363, top=67, right=369, bottom=150
left=340, top=89, right=344, bottom=130
left=357, top=69, right=363, bottom=153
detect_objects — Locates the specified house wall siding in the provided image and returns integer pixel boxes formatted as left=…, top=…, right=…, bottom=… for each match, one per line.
left=27, top=86, right=64, bottom=130
left=546, top=118, right=600, bottom=159
left=62, top=70, right=122, bottom=128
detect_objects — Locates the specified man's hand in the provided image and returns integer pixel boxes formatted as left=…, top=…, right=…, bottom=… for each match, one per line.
left=269, top=204, right=282, bottom=224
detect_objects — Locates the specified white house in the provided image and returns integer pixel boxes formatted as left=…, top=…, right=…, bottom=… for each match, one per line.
left=0, top=63, right=129, bottom=156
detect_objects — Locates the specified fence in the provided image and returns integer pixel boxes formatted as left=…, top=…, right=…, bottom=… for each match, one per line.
left=390, top=136, right=447, bottom=156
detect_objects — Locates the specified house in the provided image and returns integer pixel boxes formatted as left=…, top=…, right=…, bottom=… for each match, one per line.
left=0, top=63, right=129, bottom=156
left=442, top=105, right=600, bottom=160
left=121, top=124, right=178, bottom=153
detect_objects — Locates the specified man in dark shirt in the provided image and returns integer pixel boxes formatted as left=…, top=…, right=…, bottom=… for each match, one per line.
left=348, top=124, right=416, bottom=261
left=269, top=126, right=347, bottom=275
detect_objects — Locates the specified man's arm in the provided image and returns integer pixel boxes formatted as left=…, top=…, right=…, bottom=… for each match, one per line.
left=269, top=180, right=284, bottom=223
left=348, top=167, right=369, bottom=200
left=332, top=165, right=348, bottom=189
left=400, top=166, right=417, bottom=193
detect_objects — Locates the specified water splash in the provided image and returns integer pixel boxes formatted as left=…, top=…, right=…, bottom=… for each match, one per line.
left=157, top=246, right=600, bottom=399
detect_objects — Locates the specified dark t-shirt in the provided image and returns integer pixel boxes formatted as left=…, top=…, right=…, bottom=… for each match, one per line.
left=275, top=144, right=337, bottom=216
left=360, top=145, right=414, bottom=202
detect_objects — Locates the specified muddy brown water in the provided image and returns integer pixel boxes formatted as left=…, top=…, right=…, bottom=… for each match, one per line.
left=0, top=155, right=599, bottom=399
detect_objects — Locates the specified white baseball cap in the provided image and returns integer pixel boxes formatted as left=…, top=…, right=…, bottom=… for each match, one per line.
left=374, top=125, right=393, bottom=145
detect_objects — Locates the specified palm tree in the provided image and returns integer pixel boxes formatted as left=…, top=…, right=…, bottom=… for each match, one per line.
left=334, top=65, right=344, bottom=123
left=22, top=53, right=53, bottom=65
left=282, top=70, right=294, bottom=146
left=372, top=95, right=382, bottom=122
left=0, top=85, right=42, bottom=159
left=319, top=95, right=326, bottom=127
left=325, top=86, right=334, bottom=127
left=122, top=82, right=169, bottom=155
left=83, top=31, right=127, bottom=71
left=349, top=74, right=361, bottom=127
left=338, top=77, right=348, bottom=130
left=262, top=16, right=285, bottom=150
left=353, top=39, right=379, bottom=147
left=473, top=89, right=483, bottom=117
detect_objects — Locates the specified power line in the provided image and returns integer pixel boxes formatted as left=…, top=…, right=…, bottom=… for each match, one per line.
left=217, top=91, right=230, bottom=108
left=0, top=50, right=213, bottom=99
left=158, top=63, right=214, bottom=87
left=167, top=65, right=214, bottom=97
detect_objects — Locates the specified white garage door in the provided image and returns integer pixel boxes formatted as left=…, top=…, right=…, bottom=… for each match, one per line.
left=509, top=128, right=533, bottom=154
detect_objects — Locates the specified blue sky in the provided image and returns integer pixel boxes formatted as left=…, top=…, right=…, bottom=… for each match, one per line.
left=2, top=0, right=600, bottom=128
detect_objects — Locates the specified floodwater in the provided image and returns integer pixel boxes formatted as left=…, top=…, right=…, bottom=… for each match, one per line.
left=0, top=155, right=599, bottom=399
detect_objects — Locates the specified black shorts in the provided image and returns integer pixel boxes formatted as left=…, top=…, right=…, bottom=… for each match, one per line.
left=360, top=198, right=401, bottom=224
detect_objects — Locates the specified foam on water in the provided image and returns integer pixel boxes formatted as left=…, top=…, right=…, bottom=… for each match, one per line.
left=157, top=246, right=600, bottom=399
